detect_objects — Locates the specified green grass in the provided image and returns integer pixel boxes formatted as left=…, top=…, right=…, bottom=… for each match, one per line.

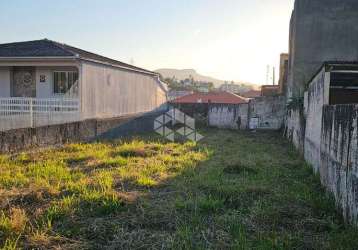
left=0, top=129, right=357, bottom=249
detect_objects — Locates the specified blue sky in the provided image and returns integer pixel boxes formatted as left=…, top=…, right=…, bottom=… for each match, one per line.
left=0, top=0, right=294, bottom=85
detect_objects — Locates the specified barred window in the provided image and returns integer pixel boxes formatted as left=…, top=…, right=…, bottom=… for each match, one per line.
left=54, top=72, right=78, bottom=94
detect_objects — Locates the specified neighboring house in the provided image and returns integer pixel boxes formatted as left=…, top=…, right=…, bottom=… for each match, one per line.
left=167, top=90, right=193, bottom=101
left=241, top=89, right=262, bottom=98
left=182, top=79, right=192, bottom=87
left=196, top=82, right=211, bottom=93
left=261, top=85, right=280, bottom=96
left=197, top=86, right=209, bottom=93
left=219, top=82, right=241, bottom=94
left=0, top=39, right=167, bottom=132
left=198, top=81, right=214, bottom=92
left=170, top=91, right=249, bottom=129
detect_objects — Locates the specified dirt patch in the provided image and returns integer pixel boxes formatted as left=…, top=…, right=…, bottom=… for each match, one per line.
left=224, top=187, right=271, bottom=210
left=113, top=148, right=157, bottom=158
left=223, top=163, right=259, bottom=175
left=66, top=156, right=93, bottom=167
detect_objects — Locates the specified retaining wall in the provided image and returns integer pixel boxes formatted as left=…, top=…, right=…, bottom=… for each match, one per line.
left=0, top=111, right=165, bottom=153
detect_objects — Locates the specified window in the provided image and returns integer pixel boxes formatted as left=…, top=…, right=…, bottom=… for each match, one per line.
left=53, top=71, right=78, bottom=94
left=330, top=72, right=358, bottom=105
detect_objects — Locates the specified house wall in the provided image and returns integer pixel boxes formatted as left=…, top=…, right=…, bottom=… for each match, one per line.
left=0, top=65, right=79, bottom=98
left=321, top=105, right=358, bottom=225
left=208, top=104, right=249, bottom=130
left=0, top=67, right=11, bottom=97
left=304, top=68, right=330, bottom=172
left=35, top=66, right=79, bottom=98
left=249, top=96, right=286, bottom=130
left=80, top=61, right=167, bottom=120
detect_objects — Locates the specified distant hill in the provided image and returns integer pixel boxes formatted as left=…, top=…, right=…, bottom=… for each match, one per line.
left=155, top=68, right=254, bottom=89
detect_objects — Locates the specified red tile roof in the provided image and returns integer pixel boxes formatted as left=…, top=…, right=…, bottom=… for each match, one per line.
left=171, top=91, right=249, bottom=104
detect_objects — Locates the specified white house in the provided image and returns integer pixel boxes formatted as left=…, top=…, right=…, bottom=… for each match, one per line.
left=0, top=39, right=167, bottom=131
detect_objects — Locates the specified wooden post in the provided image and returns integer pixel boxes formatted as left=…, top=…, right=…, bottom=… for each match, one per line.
left=30, top=98, right=34, bottom=128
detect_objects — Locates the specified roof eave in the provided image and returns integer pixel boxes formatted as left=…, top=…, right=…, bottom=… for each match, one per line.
left=0, top=56, right=78, bottom=61
left=0, top=56, right=159, bottom=77
left=78, top=57, right=159, bottom=77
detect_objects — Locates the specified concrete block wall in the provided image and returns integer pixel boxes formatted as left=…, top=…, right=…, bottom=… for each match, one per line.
left=207, top=96, right=286, bottom=131
left=249, top=96, right=286, bottom=130
left=304, top=69, right=329, bottom=171
left=208, top=104, right=248, bottom=130
left=321, top=105, right=358, bottom=224
left=286, top=109, right=305, bottom=152
left=303, top=67, right=358, bottom=225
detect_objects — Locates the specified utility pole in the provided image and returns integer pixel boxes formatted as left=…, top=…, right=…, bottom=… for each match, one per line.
left=266, top=65, right=270, bottom=85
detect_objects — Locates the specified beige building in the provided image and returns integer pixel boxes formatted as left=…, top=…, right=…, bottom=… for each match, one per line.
left=0, top=39, right=167, bottom=131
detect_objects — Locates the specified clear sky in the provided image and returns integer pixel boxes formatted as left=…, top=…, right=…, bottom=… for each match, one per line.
left=0, top=0, right=294, bottom=85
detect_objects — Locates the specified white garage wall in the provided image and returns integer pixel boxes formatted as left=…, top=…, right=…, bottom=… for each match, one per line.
left=0, top=67, right=11, bottom=97
left=81, top=61, right=167, bottom=120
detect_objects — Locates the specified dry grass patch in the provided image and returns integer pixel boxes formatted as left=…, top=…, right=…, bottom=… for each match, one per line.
left=0, top=136, right=208, bottom=249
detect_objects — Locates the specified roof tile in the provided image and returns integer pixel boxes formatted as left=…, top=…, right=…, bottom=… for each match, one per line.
left=0, top=39, right=156, bottom=75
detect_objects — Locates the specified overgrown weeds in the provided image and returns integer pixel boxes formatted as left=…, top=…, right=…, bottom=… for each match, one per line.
left=0, top=130, right=357, bottom=249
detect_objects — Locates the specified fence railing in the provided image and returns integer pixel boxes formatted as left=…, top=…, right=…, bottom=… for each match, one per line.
left=0, top=97, right=80, bottom=132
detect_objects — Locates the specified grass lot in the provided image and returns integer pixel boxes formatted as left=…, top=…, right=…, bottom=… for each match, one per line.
left=0, top=129, right=357, bottom=249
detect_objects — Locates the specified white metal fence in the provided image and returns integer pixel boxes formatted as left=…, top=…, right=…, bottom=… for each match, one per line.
left=0, top=98, right=80, bottom=132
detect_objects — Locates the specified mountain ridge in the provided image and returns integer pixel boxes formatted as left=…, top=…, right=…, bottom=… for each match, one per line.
left=155, top=68, right=255, bottom=88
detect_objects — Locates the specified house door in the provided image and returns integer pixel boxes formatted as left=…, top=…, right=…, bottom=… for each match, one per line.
left=11, top=67, right=36, bottom=97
